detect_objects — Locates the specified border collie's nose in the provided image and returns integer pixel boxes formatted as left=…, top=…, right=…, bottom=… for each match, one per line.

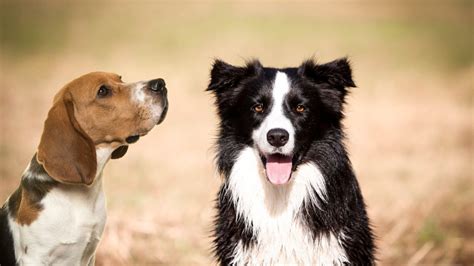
left=148, top=78, right=166, bottom=94
left=267, top=128, right=289, bottom=147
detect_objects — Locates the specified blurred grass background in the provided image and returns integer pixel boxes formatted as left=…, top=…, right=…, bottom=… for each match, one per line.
left=0, top=0, right=472, bottom=264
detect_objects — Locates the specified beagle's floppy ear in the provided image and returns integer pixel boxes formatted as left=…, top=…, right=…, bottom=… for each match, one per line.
left=37, top=92, right=97, bottom=185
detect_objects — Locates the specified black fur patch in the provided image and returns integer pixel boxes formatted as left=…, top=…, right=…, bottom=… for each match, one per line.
left=0, top=154, right=57, bottom=265
left=212, top=183, right=256, bottom=264
left=8, top=155, right=57, bottom=220
left=0, top=204, right=16, bottom=266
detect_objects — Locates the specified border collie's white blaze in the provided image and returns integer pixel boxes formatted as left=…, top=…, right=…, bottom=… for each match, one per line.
left=252, top=72, right=296, bottom=185
left=208, top=58, right=375, bottom=265
left=252, top=72, right=295, bottom=156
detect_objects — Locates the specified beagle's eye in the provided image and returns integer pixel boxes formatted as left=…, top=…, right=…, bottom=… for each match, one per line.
left=252, top=103, right=264, bottom=113
left=295, top=104, right=305, bottom=113
left=97, top=85, right=110, bottom=98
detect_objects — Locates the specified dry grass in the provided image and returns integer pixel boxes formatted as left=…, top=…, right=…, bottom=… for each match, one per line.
left=1, top=1, right=472, bottom=264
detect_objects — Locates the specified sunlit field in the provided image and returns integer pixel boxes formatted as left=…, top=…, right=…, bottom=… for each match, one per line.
left=1, top=1, right=472, bottom=264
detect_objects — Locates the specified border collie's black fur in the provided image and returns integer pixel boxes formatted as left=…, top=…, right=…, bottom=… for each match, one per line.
left=207, top=58, right=375, bottom=265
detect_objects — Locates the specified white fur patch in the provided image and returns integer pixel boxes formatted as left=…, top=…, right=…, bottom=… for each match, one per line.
left=132, top=81, right=147, bottom=104
left=9, top=148, right=110, bottom=265
left=227, top=147, right=347, bottom=265
left=131, top=81, right=164, bottom=125
left=252, top=71, right=295, bottom=156
left=95, top=147, right=113, bottom=179
left=22, top=161, right=52, bottom=182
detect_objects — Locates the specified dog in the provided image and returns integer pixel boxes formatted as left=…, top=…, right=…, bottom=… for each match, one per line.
left=0, top=72, right=168, bottom=265
left=207, top=58, right=375, bottom=265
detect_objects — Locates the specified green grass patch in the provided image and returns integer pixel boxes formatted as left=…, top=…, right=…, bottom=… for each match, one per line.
left=417, top=216, right=446, bottom=245
left=1, top=2, right=472, bottom=73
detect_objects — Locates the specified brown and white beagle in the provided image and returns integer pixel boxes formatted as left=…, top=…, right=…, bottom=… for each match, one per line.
left=0, top=72, right=168, bottom=266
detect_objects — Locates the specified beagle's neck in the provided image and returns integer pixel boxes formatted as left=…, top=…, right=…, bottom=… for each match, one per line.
left=95, top=146, right=114, bottom=180
left=24, top=147, right=114, bottom=185
left=22, top=154, right=55, bottom=182
left=9, top=149, right=112, bottom=227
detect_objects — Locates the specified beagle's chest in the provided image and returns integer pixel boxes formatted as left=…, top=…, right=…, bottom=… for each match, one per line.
left=10, top=183, right=107, bottom=265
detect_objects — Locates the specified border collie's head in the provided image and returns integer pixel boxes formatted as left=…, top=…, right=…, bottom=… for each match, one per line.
left=207, top=58, right=355, bottom=185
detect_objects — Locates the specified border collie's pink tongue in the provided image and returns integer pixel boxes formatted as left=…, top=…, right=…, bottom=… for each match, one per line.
left=265, top=154, right=293, bottom=185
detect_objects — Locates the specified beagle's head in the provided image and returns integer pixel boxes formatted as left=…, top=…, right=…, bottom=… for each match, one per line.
left=37, top=72, right=168, bottom=185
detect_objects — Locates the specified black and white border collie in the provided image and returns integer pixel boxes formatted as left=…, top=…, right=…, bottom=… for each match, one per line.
left=207, top=58, right=375, bottom=265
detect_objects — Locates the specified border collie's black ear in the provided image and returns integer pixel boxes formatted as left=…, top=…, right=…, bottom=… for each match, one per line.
left=298, top=57, right=356, bottom=94
left=299, top=58, right=356, bottom=116
left=207, top=59, right=262, bottom=94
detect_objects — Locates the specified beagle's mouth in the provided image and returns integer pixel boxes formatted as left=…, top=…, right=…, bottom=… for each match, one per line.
left=156, top=98, right=168, bottom=125
left=260, top=152, right=294, bottom=185
left=124, top=123, right=160, bottom=145
left=126, top=135, right=140, bottom=144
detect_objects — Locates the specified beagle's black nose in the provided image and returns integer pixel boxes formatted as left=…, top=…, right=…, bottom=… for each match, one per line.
left=267, top=128, right=289, bottom=147
left=148, top=78, right=166, bottom=93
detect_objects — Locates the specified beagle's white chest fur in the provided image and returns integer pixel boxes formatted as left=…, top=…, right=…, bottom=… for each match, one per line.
left=8, top=149, right=111, bottom=266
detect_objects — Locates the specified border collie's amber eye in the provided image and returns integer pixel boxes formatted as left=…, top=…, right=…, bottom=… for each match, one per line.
left=252, top=103, right=264, bottom=113
left=296, top=104, right=305, bottom=113
left=97, top=85, right=110, bottom=98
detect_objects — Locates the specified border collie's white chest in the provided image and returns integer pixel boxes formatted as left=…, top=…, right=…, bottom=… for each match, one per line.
left=228, top=147, right=348, bottom=265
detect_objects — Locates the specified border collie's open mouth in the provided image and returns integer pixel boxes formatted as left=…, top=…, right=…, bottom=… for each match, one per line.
left=260, top=153, right=294, bottom=185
